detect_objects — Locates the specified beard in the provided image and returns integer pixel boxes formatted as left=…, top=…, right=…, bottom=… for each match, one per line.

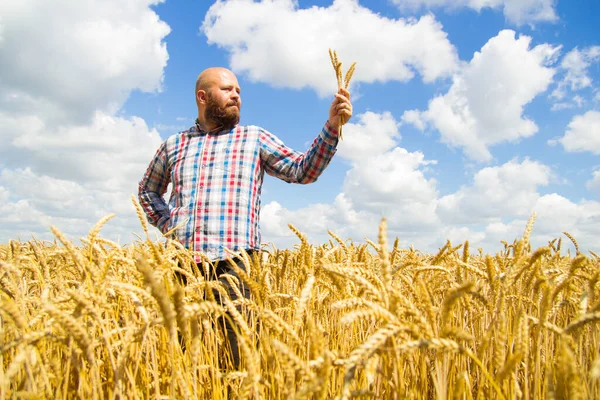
left=204, top=92, right=240, bottom=131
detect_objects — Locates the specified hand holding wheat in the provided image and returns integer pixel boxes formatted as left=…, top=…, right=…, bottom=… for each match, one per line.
left=328, top=49, right=355, bottom=139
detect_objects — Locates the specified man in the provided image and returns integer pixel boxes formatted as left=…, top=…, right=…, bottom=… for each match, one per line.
left=138, top=67, right=352, bottom=367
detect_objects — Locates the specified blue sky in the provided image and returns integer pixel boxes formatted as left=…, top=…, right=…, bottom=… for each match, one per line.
left=1, top=0, right=599, bottom=254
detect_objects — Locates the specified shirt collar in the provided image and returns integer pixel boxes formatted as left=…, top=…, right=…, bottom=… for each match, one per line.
left=194, top=118, right=235, bottom=136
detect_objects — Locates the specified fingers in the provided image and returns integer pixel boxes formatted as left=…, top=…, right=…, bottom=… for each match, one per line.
left=337, top=87, right=350, bottom=98
left=334, top=92, right=350, bottom=103
left=336, top=103, right=351, bottom=113
left=335, top=98, right=352, bottom=113
left=334, top=92, right=351, bottom=110
left=329, top=88, right=352, bottom=126
left=340, top=109, right=352, bottom=120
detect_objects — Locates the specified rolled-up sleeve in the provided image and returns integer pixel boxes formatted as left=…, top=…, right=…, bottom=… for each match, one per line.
left=260, top=121, right=339, bottom=184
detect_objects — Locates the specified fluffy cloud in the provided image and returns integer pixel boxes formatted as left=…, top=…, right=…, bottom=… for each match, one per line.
left=551, top=46, right=600, bottom=104
left=550, top=110, right=600, bottom=154
left=0, top=113, right=163, bottom=244
left=342, top=148, right=438, bottom=216
left=587, top=171, right=600, bottom=192
left=261, top=193, right=361, bottom=240
left=262, top=110, right=600, bottom=254
left=261, top=111, right=440, bottom=248
left=261, top=116, right=598, bottom=255
left=0, top=0, right=170, bottom=124
left=391, top=0, right=558, bottom=26
left=403, top=30, right=559, bottom=162
left=436, top=193, right=600, bottom=254
left=437, top=158, right=551, bottom=223
left=202, top=0, right=459, bottom=97
left=261, top=150, right=600, bottom=255
left=0, top=169, right=152, bottom=243
left=336, top=112, right=439, bottom=227
left=0, top=0, right=170, bottom=243
left=0, top=112, right=162, bottom=186
left=336, top=112, right=400, bottom=161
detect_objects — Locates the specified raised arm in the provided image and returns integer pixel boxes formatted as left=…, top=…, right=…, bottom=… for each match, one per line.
left=259, top=121, right=339, bottom=184
left=138, top=142, right=171, bottom=233
left=260, top=87, right=352, bottom=184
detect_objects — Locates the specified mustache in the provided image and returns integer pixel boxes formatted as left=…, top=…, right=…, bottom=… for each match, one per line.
left=227, top=101, right=240, bottom=108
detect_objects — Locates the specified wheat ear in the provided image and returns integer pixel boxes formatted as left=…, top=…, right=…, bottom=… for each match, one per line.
left=562, top=231, right=580, bottom=255
left=328, top=49, right=357, bottom=140
left=131, top=194, right=148, bottom=237
left=344, top=62, right=356, bottom=89
left=88, top=213, right=116, bottom=240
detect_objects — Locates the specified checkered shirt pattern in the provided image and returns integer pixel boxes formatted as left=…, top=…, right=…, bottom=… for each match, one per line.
left=138, top=121, right=339, bottom=262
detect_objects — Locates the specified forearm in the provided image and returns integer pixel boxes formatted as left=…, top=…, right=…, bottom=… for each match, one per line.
left=138, top=185, right=170, bottom=232
left=138, top=141, right=171, bottom=232
left=264, top=121, right=339, bottom=184
left=299, top=120, right=339, bottom=183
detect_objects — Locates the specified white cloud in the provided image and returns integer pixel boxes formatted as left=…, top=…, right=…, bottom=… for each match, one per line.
left=260, top=116, right=595, bottom=255
left=435, top=193, right=600, bottom=255
left=401, top=110, right=427, bottom=132
left=586, top=171, right=600, bottom=192
left=202, top=0, right=459, bottom=97
left=573, top=95, right=585, bottom=107
left=260, top=193, right=363, bottom=246
left=0, top=0, right=170, bottom=124
left=403, top=30, right=559, bottom=162
left=551, top=111, right=600, bottom=154
left=0, top=0, right=170, bottom=243
left=262, top=111, right=440, bottom=248
left=550, top=102, right=574, bottom=111
left=551, top=46, right=600, bottom=102
left=437, top=158, right=551, bottom=223
left=391, top=0, right=558, bottom=26
left=441, top=226, right=486, bottom=248
left=401, top=109, right=428, bottom=131
left=0, top=112, right=162, bottom=188
left=336, top=111, right=400, bottom=161
left=533, top=194, right=580, bottom=235
left=262, top=151, right=600, bottom=255
left=500, top=0, right=558, bottom=26
left=560, top=47, right=600, bottom=90
left=0, top=168, right=149, bottom=243
left=343, top=148, right=438, bottom=215
left=154, top=123, right=189, bottom=134
left=0, top=112, right=164, bottom=244
left=336, top=112, right=439, bottom=226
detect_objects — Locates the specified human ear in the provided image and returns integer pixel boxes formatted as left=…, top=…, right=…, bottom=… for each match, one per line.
left=196, top=90, right=207, bottom=104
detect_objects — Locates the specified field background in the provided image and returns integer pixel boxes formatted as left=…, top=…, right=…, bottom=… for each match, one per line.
left=1, top=210, right=600, bottom=399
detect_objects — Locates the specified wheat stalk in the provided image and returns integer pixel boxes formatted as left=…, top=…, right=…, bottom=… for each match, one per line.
left=328, top=49, right=356, bottom=140
left=2, top=216, right=599, bottom=398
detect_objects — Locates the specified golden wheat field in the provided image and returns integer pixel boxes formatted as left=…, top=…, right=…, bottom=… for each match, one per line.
left=1, top=207, right=600, bottom=399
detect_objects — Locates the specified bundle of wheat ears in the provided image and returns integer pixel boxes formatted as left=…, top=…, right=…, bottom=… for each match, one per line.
left=328, top=49, right=356, bottom=139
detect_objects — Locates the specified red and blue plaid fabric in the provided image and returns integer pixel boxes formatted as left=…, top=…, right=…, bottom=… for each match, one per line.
left=139, top=122, right=339, bottom=262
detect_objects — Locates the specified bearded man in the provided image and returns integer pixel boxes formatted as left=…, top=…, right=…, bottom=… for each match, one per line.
left=138, top=67, right=352, bottom=368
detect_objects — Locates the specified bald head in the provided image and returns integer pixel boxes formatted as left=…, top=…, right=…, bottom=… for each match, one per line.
left=195, top=67, right=237, bottom=98
left=195, top=67, right=241, bottom=131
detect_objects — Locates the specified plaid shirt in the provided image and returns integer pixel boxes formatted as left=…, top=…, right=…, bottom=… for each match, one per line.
left=138, top=121, right=339, bottom=261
